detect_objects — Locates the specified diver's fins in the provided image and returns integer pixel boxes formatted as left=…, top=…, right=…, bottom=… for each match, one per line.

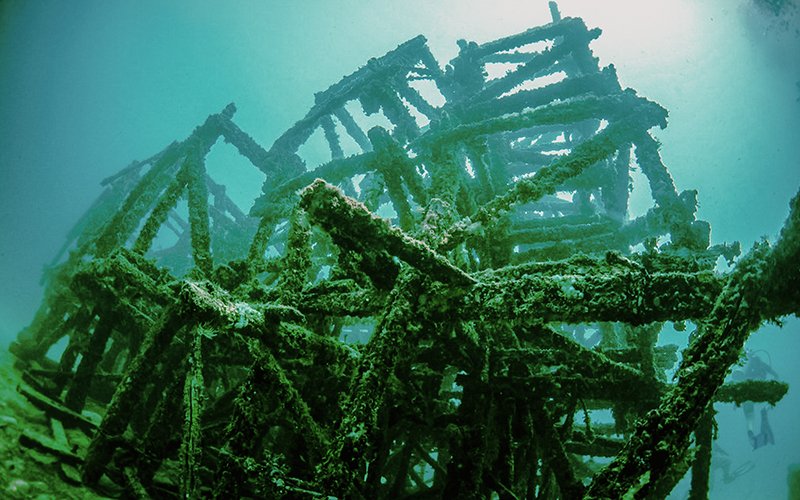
left=749, top=409, right=775, bottom=449
left=724, top=461, right=756, bottom=484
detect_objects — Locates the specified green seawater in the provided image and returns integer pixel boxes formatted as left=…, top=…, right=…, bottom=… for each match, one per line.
left=0, top=1, right=798, bottom=498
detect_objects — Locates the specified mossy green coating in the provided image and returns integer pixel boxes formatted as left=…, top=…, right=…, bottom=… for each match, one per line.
left=300, top=179, right=474, bottom=286
left=179, top=328, right=205, bottom=499
left=462, top=262, right=722, bottom=324
left=63, top=310, right=116, bottom=412
left=275, top=206, right=312, bottom=304
left=82, top=304, right=187, bottom=485
left=714, top=379, right=789, bottom=406
left=185, top=151, right=213, bottom=276
left=132, top=164, right=189, bottom=256
left=94, top=140, right=186, bottom=257
left=585, top=192, right=800, bottom=499
left=319, top=269, right=425, bottom=496
left=688, top=410, right=713, bottom=500
left=8, top=11, right=799, bottom=500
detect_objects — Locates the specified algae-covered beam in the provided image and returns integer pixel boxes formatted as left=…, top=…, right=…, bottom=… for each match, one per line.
left=185, top=149, right=213, bottom=276
left=516, top=323, right=649, bottom=386
left=214, top=340, right=329, bottom=497
left=416, top=92, right=665, bottom=154
left=714, top=379, right=788, bottom=406
left=467, top=108, right=663, bottom=225
left=464, top=16, right=588, bottom=63
left=333, top=107, right=372, bottom=152
left=246, top=215, right=277, bottom=269
left=94, top=141, right=186, bottom=257
left=566, top=432, right=624, bottom=457
left=132, top=164, right=189, bottom=255
left=206, top=175, right=249, bottom=224
left=52, top=308, right=95, bottom=392
left=476, top=251, right=704, bottom=281
left=54, top=157, right=148, bottom=268
left=506, top=148, right=579, bottom=169
left=689, top=409, right=713, bottom=500
left=178, top=280, right=359, bottom=369
left=368, top=127, right=416, bottom=231
left=311, top=34, right=432, bottom=108
left=462, top=141, right=497, bottom=203
left=602, top=140, right=632, bottom=223
left=18, top=383, right=98, bottom=434
left=100, top=156, right=155, bottom=187
left=63, top=310, right=117, bottom=412
left=460, top=267, right=721, bottom=324
left=250, top=152, right=377, bottom=218
left=274, top=207, right=312, bottom=304
left=137, top=362, right=187, bottom=485
left=440, top=95, right=667, bottom=250
left=300, top=179, right=474, bottom=285
left=396, top=81, right=439, bottom=121
left=632, top=132, right=680, bottom=212
left=473, top=24, right=600, bottom=103
left=83, top=303, right=188, bottom=485
left=376, top=87, right=420, bottom=143
left=256, top=347, right=330, bottom=464
left=442, top=355, right=496, bottom=498
left=585, top=189, right=800, bottom=499
left=95, top=104, right=229, bottom=257
left=494, top=372, right=647, bottom=404
left=122, top=466, right=151, bottom=500
left=270, top=35, right=431, bottom=156
left=71, top=249, right=173, bottom=310
left=19, top=428, right=83, bottom=467
left=300, top=279, right=385, bottom=317
left=509, top=218, right=618, bottom=244
left=481, top=51, right=541, bottom=64
left=320, top=270, right=425, bottom=496
left=180, top=279, right=359, bottom=366
left=321, top=115, right=345, bottom=160
left=180, top=328, right=205, bottom=500
left=608, top=192, right=700, bottom=247
left=216, top=103, right=305, bottom=181
left=496, top=324, right=585, bottom=497
left=530, top=397, right=585, bottom=499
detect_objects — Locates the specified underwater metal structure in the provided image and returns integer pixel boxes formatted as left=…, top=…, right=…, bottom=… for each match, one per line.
left=9, top=4, right=800, bottom=499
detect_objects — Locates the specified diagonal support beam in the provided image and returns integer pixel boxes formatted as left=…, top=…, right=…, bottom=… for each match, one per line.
left=299, top=179, right=474, bottom=286
left=585, top=188, right=800, bottom=498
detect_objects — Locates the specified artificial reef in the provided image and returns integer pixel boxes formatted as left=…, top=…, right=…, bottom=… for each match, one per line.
left=9, top=3, right=800, bottom=499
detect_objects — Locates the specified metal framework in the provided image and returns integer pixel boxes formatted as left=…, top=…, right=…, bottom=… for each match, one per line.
left=9, top=4, right=799, bottom=499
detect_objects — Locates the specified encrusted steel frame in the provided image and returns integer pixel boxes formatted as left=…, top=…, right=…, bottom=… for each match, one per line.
left=9, top=4, right=799, bottom=499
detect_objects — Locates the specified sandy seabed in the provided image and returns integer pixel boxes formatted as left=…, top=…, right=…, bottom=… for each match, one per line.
left=0, top=348, right=114, bottom=499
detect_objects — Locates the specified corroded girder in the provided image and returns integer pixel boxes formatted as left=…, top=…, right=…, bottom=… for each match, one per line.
left=81, top=277, right=355, bottom=486
left=13, top=9, right=800, bottom=498
left=94, top=105, right=228, bottom=257
left=463, top=67, right=621, bottom=123
left=319, top=269, right=426, bottom=496
left=82, top=302, right=187, bottom=485
left=416, top=92, right=666, bottom=154
left=585, top=189, right=800, bottom=499
left=300, top=279, right=385, bottom=317
left=714, top=379, right=788, bottom=406
left=460, top=266, right=721, bottom=324
left=299, top=179, right=475, bottom=286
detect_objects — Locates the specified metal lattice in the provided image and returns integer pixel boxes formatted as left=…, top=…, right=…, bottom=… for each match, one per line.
left=10, top=5, right=799, bottom=499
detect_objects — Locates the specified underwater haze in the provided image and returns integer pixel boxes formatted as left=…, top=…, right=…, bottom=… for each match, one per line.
left=1, top=1, right=798, bottom=498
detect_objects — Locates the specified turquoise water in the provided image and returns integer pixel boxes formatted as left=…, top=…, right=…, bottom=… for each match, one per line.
left=0, top=1, right=798, bottom=497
